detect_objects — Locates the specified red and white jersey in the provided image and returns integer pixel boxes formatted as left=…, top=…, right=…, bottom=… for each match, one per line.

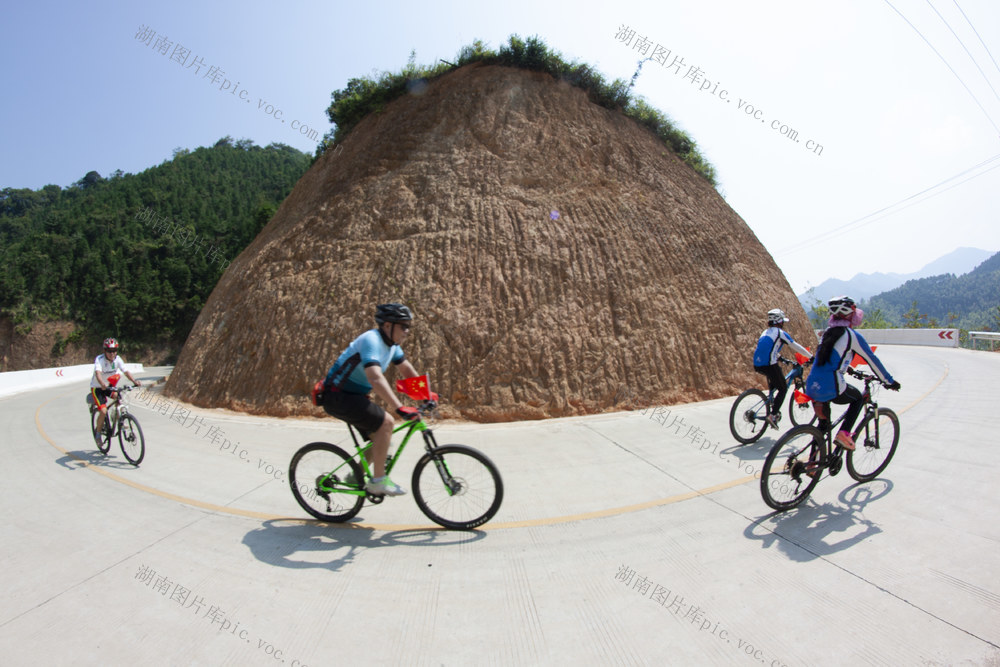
left=91, top=353, right=127, bottom=388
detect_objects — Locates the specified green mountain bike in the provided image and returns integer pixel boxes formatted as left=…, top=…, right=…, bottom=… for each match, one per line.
left=288, top=399, right=504, bottom=530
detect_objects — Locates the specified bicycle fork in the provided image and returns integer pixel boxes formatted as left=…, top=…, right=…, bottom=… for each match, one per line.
left=422, top=431, right=461, bottom=495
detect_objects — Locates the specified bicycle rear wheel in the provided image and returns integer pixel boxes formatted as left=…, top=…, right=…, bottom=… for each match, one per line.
left=288, top=442, right=365, bottom=522
left=91, top=409, right=111, bottom=454
left=412, top=445, right=503, bottom=530
left=729, top=389, right=769, bottom=444
left=760, top=426, right=824, bottom=511
left=118, top=414, right=145, bottom=466
left=847, top=408, right=900, bottom=482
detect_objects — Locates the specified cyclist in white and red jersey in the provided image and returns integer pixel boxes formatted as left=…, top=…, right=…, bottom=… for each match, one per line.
left=91, top=338, right=141, bottom=446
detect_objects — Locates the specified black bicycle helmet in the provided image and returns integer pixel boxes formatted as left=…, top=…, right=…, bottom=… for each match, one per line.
left=828, top=295, right=856, bottom=318
left=375, top=303, right=413, bottom=324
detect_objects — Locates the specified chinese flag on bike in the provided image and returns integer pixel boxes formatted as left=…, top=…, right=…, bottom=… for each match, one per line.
left=396, top=374, right=431, bottom=401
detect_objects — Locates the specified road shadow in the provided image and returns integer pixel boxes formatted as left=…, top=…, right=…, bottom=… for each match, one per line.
left=241, top=518, right=488, bottom=572
left=743, top=479, right=894, bottom=562
left=55, top=449, right=138, bottom=470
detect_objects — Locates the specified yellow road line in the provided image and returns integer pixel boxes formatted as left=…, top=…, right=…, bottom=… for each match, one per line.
left=33, top=363, right=946, bottom=531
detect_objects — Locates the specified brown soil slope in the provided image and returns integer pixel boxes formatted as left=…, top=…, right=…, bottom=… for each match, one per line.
left=165, top=63, right=812, bottom=421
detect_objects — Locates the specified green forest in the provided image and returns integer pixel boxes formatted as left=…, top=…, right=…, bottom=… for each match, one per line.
left=0, top=138, right=311, bottom=352
left=862, top=251, right=1000, bottom=333
left=803, top=251, right=1000, bottom=344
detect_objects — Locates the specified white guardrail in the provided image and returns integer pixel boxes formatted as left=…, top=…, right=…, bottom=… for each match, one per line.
left=969, top=331, right=1000, bottom=351
left=0, top=363, right=145, bottom=399
left=811, top=328, right=960, bottom=348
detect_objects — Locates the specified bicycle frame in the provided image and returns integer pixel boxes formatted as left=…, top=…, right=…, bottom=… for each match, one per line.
left=810, top=372, right=881, bottom=469
left=317, top=412, right=446, bottom=498
left=766, top=361, right=805, bottom=409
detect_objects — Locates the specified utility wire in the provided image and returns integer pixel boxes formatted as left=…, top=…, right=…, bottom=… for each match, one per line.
left=954, top=0, right=1000, bottom=78
left=884, top=0, right=1000, bottom=135
left=927, top=0, right=1000, bottom=103
left=775, top=153, right=1000, bottom=256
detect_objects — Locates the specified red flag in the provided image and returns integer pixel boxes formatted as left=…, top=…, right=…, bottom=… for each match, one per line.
left=396, top=374, right=431, bottom=401
left=850, top=345, right=876, bottom=368
left=795, top=349, right=811, bottom=365
left=793, top=389, right=812, bottom=405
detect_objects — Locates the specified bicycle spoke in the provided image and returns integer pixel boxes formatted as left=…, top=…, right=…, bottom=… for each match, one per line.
left=289, top=443, right=365, bottom=522
left=760, top=427, right=823, bottom=510
left=412, top=446, right=503, bottom=530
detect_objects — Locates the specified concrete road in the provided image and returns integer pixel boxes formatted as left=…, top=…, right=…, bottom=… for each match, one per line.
left=1, top=345, right=998, bottom=666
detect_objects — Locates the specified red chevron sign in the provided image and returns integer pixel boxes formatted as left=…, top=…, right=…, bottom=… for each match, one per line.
left=938, top=331, right=954, bottom=340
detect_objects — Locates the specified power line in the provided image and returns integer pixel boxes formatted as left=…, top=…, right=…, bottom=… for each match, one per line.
left=954, top=0, right=1000, bottom=79
left=927, top=0, right=1000, bottom=103
left=884, top=0, right=1000, bottom=135
left=775, top=153, right=1000, bottom=256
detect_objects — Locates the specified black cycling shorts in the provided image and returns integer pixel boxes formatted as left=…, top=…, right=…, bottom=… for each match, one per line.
left=90, top=387, right=115, bottom=409
left=321, top=390, right=386, bottom=441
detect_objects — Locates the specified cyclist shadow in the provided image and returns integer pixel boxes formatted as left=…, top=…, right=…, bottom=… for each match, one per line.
left=55, top=449, right=136, bottom=471
left=743, top=479, right=894, bottom=562
left=241, top=519, right=488, bottom=572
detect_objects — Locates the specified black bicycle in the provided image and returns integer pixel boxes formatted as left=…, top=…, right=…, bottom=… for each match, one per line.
left=760, top=367, right=900, bottom=511
left=89, top=386, right=145, bottom=466
left=289, top=398, right=503, bottom=530
left=729, top=355, right=814, bottom=444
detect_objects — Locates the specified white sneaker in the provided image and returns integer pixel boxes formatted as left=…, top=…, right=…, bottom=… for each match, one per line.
left=365, top=476, right=406, bottom=496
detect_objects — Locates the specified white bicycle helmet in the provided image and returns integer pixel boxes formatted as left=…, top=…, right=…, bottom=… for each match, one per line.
left=767, top=309, right=789, bottom=326
left=828, top=295, right=856, bottom=318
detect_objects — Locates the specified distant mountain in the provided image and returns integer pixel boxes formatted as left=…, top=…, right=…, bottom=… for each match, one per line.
left=798, top=247, right=995, bottom=308
left=863, top=250, right=1000, bottom=330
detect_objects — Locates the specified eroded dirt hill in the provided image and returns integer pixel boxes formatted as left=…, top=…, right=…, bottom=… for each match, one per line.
left=165, top=63, right=812, bottom=421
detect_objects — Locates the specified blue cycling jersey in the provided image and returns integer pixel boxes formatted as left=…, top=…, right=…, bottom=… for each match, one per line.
left=805, top=327, right=894, bottom=401
left=325, top=329, right=405, bottom=394
left=753, top=327, right=810, bottom=367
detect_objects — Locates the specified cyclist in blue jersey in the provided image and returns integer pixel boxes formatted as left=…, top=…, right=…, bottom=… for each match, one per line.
left=320, top=304, right=428, bottom=496
left=805, top=296, right=900, bottom=450
left=753, top=309, right=813, bottom=429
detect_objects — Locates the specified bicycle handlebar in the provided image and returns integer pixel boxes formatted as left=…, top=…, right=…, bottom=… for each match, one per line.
left=846, top=367, right=883, bottom=384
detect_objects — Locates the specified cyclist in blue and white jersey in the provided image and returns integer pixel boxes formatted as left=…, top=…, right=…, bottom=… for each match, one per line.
left=805, top=296, right=900, bottom=450
left=753, top=309, right=813, bottom=429
left=319, top=303, right=429, bottom=496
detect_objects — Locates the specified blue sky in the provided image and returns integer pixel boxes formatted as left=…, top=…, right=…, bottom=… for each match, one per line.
left=3, top=0, right=999, bottom=294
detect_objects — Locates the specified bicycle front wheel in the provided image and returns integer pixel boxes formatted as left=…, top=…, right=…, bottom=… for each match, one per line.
left=91, top=409, right=111, bottom=454
left=729, top=389, right=769, bottom=444
left=118, top=414, right=145, bottom=466
left=288, top=442, right=365, bottom=522
left=412, top=445, right=503, bottom=530
left=787, top=392, right=816, bottom=427
left=847, top=408, right=900, bottom=482
left=760, top=426, right=824, bottom=511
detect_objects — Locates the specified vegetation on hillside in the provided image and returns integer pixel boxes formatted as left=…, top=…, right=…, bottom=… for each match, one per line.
left=0, top=138, right=311, bottom=351
left=318, top=35, right=718, bottom=186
